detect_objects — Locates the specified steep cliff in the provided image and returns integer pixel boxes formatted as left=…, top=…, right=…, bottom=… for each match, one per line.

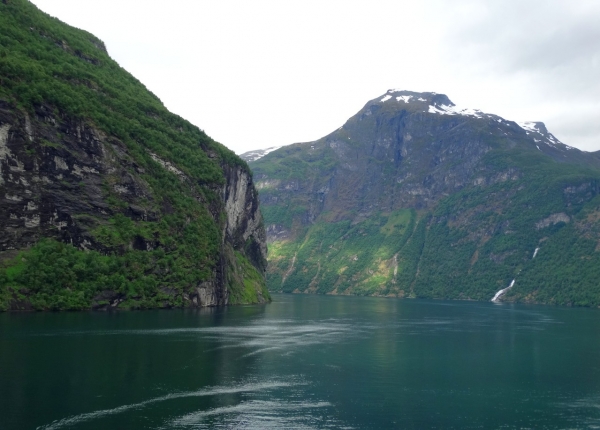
left=0, top=0, right=268, bottom=310
left=248, top=90, right=600, bottom=306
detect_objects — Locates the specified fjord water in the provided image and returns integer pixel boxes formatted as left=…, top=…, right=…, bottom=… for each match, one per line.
left=2, top=295, right=600, bottom=429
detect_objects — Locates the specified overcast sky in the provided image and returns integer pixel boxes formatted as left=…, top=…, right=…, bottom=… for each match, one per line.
left=30, top=0, right=600, bottom=153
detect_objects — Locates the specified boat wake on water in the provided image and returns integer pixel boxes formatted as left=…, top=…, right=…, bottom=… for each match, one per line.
left=37, top=380, right=296, bottom=430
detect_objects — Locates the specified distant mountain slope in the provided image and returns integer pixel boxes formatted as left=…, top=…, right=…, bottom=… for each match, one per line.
left=240, top=146, right=283, bottom=162
left=0, top=0, right=268, bottom=310
left=249, top=89, right=600, bottom=306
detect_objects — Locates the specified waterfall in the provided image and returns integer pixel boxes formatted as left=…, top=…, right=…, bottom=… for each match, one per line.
left=491, top=245, right=538, bottom=303
left=491, top=279, right=515, bottom=302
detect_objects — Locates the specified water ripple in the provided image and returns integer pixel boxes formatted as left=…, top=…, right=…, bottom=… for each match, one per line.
left=37, top=380, right=296, bottom=430
left=169, top=399, right=340, bottom=429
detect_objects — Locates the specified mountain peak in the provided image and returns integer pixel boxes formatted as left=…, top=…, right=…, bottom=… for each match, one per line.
left=516, top=121, right=571, bottom=149
left=242, top=90, right=581, bottom=164
left=378, top=89, right=453, bottom=107
left=518, top=121, right=547, bottom=134
left=376, top=90, right=489, bottom=119
left=376, top=91, right=569, bottom=149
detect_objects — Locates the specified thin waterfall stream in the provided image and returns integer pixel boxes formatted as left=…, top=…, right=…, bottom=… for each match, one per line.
left=490, top=246, right=541, bottom=302
left=491, top=279, right=516, bottom=302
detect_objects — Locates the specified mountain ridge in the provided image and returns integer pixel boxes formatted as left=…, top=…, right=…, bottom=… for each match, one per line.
left=242, top=89, right=593, bottom=166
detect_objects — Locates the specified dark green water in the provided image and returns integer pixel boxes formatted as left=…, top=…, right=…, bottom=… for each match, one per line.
left=2, top=294, right=600, bottom=429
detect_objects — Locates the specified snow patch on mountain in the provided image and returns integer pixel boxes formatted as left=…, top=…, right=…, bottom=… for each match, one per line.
left=517, top=121, right=572, bottom=149
left=518, top=121, right=540, bottom=133
left=376, top=91, right=576, bottom=153
left=240, top=146, right=283, bottom=162
left=428, top=104, right=484, bottom=119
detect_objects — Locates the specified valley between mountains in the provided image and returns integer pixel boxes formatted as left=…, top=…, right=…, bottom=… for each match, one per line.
left=1, top=0, right=599, bottom=310
left=243, top=90, right=600, bottom=307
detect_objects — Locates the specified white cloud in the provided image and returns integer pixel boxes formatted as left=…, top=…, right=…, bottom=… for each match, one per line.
left=29, top=0, right=600, bottom=152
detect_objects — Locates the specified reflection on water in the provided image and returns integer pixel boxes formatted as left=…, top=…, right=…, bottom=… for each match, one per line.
left=1, top=294, right=600, bottom=429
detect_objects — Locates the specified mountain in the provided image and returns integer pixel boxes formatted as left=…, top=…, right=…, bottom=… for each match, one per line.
left=0, top=0, right=268, bottom=311
left=249, top=89, right=600, bottom=307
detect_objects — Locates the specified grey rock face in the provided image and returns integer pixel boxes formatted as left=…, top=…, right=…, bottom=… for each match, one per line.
left=0, top=103, right=142, bottom=254
left=535, top=213, right=570, bottom=230
left=0, top=101, right=267, bottom=308
left=222, top=164, right=267, bottom=272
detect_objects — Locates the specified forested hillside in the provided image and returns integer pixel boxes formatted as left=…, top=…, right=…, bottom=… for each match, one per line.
left=248, top=90, right=600, bottom=306
left=0, top=0, right=269, bottom=311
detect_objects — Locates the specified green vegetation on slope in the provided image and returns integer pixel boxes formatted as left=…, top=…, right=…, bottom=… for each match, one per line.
left=257, top=122, right=600, bottom=306
left=0, top=239, right=178, bottom=311
left=269, top=209, right=417, bottom=296
left=0, top=0, right=265, bottom=310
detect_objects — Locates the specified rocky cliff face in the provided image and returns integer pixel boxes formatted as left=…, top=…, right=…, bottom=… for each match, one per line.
left=222, top=164, right=267, bottom=272
left=0, top=98, right=268, bottom=310
left=249, top=90, right=600, bottom=307
left=0, top=102, right=148, bottom=253
left=0, top=0, right=268, bottom=311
